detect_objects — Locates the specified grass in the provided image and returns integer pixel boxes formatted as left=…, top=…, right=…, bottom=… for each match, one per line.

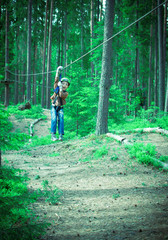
left=125, top=142, right=168, bottom=169
left=41, top=180, right=63, bottom=205
left=93, top=145, right=109, bottom=159
left=2, top=103, right=168, bottom=170
left=7, top=104, right=47, bottom=120
left=112, top=193, right=120, bottom=199
left=0, top=165, right=49, bottom=240
left=48, top=152, right=60, bottom=157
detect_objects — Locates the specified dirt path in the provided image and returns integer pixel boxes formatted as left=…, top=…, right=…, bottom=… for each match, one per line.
left=2, top=112, right=168, bottom=240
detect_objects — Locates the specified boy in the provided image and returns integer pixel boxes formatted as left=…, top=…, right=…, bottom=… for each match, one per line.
left=50, top=66, right=70, bottom=141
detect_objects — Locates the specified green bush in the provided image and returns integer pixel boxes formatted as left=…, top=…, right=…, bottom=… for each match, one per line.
left=126, top=142, right=167, bottom=168
left=156, top=116, right=168, bottom=130
left=93, top=145, right=109, bottom=159
left=41, top=180, right=63, bottom=205
left=7, top=104, right=46, bottom=120
left=0, top=166, right=48, bottom=240
left=0, top=104, right=30, bottom=151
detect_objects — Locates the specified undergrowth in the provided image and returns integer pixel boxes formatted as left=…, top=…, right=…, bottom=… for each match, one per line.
left=125, top=142, right=168, bottom=169
left=0, top=105, right=30, bottom=151
left=7, top=104, right=47, bottom=120
left=0, top=165, right=49, bottom=240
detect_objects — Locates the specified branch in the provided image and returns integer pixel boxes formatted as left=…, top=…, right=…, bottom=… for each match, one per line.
left=30, top=118, right=43, bottom=136
left=111, top=127, right=168, bottom=136
left=106, top=129, right=168, bottom=170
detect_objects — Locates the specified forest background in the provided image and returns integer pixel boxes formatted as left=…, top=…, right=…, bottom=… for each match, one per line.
left=0, top=1, right=168, bottom=239
left=0, top=0, right=168, bottom=137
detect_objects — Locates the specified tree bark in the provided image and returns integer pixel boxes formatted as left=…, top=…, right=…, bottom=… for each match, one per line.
left=148, top=22, right=153, bottom=108
left=14, top=25, right=19, bottom=105
left=46, top=0, right=53, bottom=109
left=158, top=0, right=165, bottom=111
left=154, top=14, right=158, bottom=108
left=96, top=0, right=115, bottom=135
left=33, top=44, right=37, bottom=105
left=27, top=0, right=32, bottom=101
left=80, top=0, right=84, bottom=69
left=42, top=0, right=49, bottom=108
left=164, top=2, right=167, bottom=112
left=90, top=0, right=94, bottom=81
left=134, top=0, right=140, bottom=116
left=64, top=2, right=67, bottom=73
left=5, top=7, right=9, bottom=107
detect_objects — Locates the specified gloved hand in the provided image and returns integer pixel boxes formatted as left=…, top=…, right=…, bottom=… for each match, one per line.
left=58, top=81, right=63, bottom=91
left=56, top=66, right=63, bottom=74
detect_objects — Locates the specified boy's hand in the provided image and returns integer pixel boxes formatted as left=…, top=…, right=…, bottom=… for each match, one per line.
left=57, top=66, right=63, bottom=73
left=58, top=81, right=63, bottom=91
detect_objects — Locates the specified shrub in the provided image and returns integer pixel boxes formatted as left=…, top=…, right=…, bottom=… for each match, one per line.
left=0, top=104, right=30, bottom=151
left=93, top=146, right=109, bottom=159
left=7, top=104, right=47, bottom=120
left=0, top=165, right=48, bottom=240
left=125, top=142, right=167, bottom=168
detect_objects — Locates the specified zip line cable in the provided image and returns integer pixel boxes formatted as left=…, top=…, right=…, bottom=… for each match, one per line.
left=6, top=0, right=167, bottom=78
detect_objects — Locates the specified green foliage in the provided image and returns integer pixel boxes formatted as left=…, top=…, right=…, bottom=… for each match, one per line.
left=0, top=105, right=12, bottom=144
left=0, top=105, right=30, bottom=151
left=156, top=116, right=168, bottom=130
left=109, top=85, right=127, bottom=123
left=110, top=153, right=119, bottom=161
left=27, top=135, right=52, bottom=148
left=65, top=66, right=99, bottom=137
left=112, top=193, right=120, bottom=199
left=7, top=104, right=47, bottom=120
left=93, top=145, right=109, bottom=159
left=125, top=142, right=167, bottom=168
left=48, top=152, right=60, bottom=157
left=0, top=165, right=48, bottom=240
left=109, top=109, right=168, bottom=133
left=41, top=180, right=63, bottom=205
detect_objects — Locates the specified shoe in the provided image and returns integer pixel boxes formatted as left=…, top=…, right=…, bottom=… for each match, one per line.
left=51, top=136, right=58, bottom=141
left=59, top=135, right=63, bottom=141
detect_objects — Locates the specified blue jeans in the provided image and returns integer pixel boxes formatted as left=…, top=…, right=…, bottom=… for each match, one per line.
left=51, top=106, right=64, bottom=135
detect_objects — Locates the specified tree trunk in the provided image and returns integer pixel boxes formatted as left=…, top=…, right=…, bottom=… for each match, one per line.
left=64, top=3, right=67, bottom=73
left=14, top=69, right=19, bottom=104
left=134, top=0, right=140, bottom=115
left=148, top=22, right=153, bottom=108
left=154, top=14, right=158, bottom=108
left=158, top=0, right=165, bottom=111
left=27, top=0, right=32, bottom=101
left=90, top=0, right=94, bottom=81
left=96, top=0, right=115, bottom=135
left=33, top=44, right=37, bottom=105
left=164, top=2, right=167, bottom=112
left=14, top=25, right=19, bottom=105
left=4, top=7, right=9, bottom=107
left=42, top=0, right=49, bottom=108
left=80, top=0, right=84, bottom=69
left=99, top=0, right=103, bottom=21
left=46, top=0, right=53, bottom=109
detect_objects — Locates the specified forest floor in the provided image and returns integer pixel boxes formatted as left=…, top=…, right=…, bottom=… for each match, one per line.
left=2, top=110, right=168, bottom=240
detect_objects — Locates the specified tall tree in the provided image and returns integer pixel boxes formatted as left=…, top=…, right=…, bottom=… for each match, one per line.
left=96, top=0, right=115, bottom=135
left=154, top=10, right=158, bottom=107
left=164, top=2, right=167, bottom=112
left=27, top=0, right=32, bottom=101
left=90, top=0, right=94, bottom=80
left=148, top=16, right=153, bottom=108
left=158, top=0, right=165, bottom=111
left=42, top=0, right=49, bottom=108
left=4, top=7, right=9, bottom=107
left=64, top=0, right=68, bottom=72
left=46, top=0, right=53, bottom=109
left=80, top=0, right=84, bottom=69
